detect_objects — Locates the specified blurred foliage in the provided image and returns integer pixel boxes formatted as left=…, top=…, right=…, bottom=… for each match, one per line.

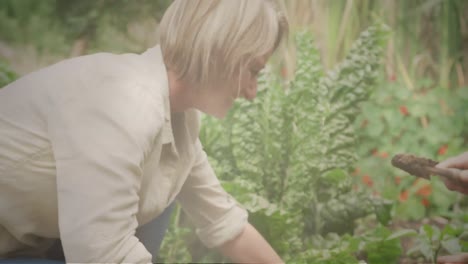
left=154, top=205, right=192, bottom=264
left=0, top=0, right=170, bottom=55
left=0, top=60, right=16, bottom=88
left=54, top=0, right=170, bottom=39
left=0, top=0, right=67, bottom=54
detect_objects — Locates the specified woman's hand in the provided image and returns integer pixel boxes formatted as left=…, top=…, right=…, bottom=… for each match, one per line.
left=435, top=153, right=468, bottom=264
left=436, top=152, right=468, bottom=195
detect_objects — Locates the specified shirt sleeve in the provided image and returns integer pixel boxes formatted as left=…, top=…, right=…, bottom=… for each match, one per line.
left=47, top=76, right=164, bottom=263
left=177, top=140, right=248, bottom=248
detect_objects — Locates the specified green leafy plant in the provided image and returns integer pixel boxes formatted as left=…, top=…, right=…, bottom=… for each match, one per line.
left=179, top=22, right=391, bottom=262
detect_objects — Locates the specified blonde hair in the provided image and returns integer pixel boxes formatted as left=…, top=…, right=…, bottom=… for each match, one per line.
left=159, top=0, right=288, bottom=89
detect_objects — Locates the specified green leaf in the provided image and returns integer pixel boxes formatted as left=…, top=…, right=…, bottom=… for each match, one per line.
left=441, top=224, right=460, bottom=237
left=441, top=238, right=461, bottom=254
left=396, top=197, right=426, bottom=220
left=418, top=240, right=433, bottom=260
left=422, top=224, right=436, bottom=241
left=366, top=119, right=385, bottom=137
left=385, top=229, right=418, bottom=241
left=373, top=199, right=393, bottom=226
left=322, top=169, right=348, bottom=184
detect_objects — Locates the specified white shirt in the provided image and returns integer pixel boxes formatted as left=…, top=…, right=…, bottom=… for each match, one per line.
left=0, top=46, right=248, bottom=263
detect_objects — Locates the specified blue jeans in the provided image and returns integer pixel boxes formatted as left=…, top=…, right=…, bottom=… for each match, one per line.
left=0, top=203, right=175, bottom=264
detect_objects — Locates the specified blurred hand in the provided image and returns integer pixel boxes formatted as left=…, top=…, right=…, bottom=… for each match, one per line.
left=436, top=152, right=468, bottom=195
left=437, top=252, right=468, bottom=264
left=436, top=154, right=468, bottom=263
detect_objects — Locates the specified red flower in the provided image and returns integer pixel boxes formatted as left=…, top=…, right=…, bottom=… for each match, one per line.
left=438, top=145, right=448, bottom=156
left=421, top=198, right=430, bottom=207
left=399, top=106, right=409, bottom=116
left=399, top=190, right=409, bottom=202
left=361, top=175, right=373, bottom=187
left=380, top=152, right=389, bottom=159
left=416, top=184, right=432, bottom=197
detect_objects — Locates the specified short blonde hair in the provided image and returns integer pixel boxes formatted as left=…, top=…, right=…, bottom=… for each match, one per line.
left=159, top=0, right=288, bottom=89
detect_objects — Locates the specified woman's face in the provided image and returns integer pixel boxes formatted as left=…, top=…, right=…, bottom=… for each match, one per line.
left=196, top=54, right=269, bottom=119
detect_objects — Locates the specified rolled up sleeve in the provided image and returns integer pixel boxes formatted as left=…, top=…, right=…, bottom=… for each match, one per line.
left=47, top=77, right=163, bottom=263
left=177, top=140, right=248, bottom=248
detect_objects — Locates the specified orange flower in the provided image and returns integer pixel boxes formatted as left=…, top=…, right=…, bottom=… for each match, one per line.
left=399, top=190, right=409, bottom=202
left=412, top=178, right=422, bottom=186
left=361, top=175, right=373, bottom=187
left=361, top=119, right=369, bottom=128
left=416, top=184, right=432, bottom=197
left=421, top=198, right=430, bottom=207
left=438, top=145, right=448, bottom=156
left=352, top=167, right=361, bottom=176
left=395, top=176, right=401, bottom=185
left=380, top=152, right=389, bottom=159
left=399, top=106, right=409, bottom=116
left=372, top=149, right=379, bottom=157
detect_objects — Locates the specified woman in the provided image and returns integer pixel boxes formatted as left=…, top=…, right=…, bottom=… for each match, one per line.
left=0, top=0, right=288, bottom=263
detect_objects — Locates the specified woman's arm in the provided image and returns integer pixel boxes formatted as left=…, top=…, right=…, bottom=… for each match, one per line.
left=177, top=139, right=282, bottom=262
left=219, top=223, right=284, bottom=264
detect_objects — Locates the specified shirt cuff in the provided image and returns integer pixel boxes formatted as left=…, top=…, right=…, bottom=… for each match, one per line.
left=196, top=205, right=248, bottom=248
left=121, top=238, right=153, bottom=264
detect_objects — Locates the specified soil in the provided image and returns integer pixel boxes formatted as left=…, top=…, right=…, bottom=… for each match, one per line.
left=391, top=154, right=439, bottom=180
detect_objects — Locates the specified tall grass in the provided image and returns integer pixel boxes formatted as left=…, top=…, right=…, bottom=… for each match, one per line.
left=281, top=0, right=467, bottom=88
